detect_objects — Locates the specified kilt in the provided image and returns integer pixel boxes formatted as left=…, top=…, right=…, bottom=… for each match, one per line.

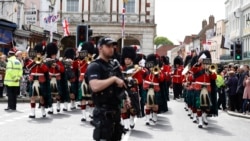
left=29, top=81, right=47, bottom=97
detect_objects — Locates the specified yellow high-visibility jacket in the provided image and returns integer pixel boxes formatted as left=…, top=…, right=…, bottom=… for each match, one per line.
left=4, top=56, right=23, bottom=86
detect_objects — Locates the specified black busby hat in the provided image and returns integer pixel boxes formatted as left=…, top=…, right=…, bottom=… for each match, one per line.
left=46, top=42, right=58, bottom=58
left=121, top=46, right=136, bottom=61
left=64, top=48, right=76, bottom=60
left=184, top=55, right=192, bottom=67
left=145, top=53, right=160, bottom=68
left=190, top=55, right=198, bottom=66
left=174, top=56, right=183, bottom=66
left=81, top=41, right=95, bottom=54
left=198, top=50, right=211, bottom=60
left=161, top=56, right=170, bottom=65
left=34, top=43, right=45, bottom=55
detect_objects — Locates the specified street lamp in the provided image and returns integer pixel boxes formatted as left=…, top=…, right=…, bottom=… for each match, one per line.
left=246, top=15, right=250, bottom=25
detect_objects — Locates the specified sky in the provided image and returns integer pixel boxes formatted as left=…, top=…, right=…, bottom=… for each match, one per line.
left=155, top=0, right=225, bottom=45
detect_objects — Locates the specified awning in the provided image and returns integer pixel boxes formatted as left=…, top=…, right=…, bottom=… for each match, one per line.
left=0, top=41, right=7, bottom=45
left=0, top=19, right=17, bottom=31
left=14, top=29, right=31, bottom=38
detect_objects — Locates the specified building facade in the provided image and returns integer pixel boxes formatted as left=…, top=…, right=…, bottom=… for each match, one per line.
left=224, top=0, right=250, bottom=63
left=56, top=0, right=156, bottom=55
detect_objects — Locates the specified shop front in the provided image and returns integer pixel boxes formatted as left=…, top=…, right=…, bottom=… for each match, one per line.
left=0, top=19, right=17, bottom=55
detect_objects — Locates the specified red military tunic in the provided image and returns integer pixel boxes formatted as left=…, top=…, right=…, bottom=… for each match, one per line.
left=191, top=65, right=217, bottom=91
left=25, top=59, right=48, bottom=83
left=48, top=60, right=65, bottom=80
left=143, top=72, right=164, bottom=92
left=172, top=65, right=184, bottom=84
left=161, top=64, right=172, bottom=82
left=77, top=59, right=88, bottom=82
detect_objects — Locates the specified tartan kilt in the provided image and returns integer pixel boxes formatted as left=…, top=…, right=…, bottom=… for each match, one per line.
left=142, top=89, right=161, bottom=105
left=186, top=89, right=194, bottom=107
left=29, top=81, right=47, bottom=97
left=183, top=88, right=188, bottom=103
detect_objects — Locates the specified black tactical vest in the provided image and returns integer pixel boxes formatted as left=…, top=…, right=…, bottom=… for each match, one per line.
left=87, top=59, right=121, bottom=108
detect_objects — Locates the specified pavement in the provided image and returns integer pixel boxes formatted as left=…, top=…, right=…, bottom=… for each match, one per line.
left=1, top=94, right=250, bottom=119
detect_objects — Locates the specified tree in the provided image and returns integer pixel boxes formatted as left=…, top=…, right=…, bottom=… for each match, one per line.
left=154, top=36, right=174, bottom=46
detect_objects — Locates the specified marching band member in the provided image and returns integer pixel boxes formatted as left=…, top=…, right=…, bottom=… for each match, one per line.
left=77, top=42, right=95, bottom=122
left=182, top=54, right=193, bottom=112
left=45, top=43, right=65, bottom=114
left=159, top=56, right=171, bottom=113
left=188, top=50, right=199, bottom=122
left=120, top=46, right=142, bottom=131
left=191, top=50, right=217, bottom=128
left=62, top=48, right=77, bottom=110
left=26, top=43, right=48, bottom=118
left=143, top=54, right=164, bottom=125
left=134, top=53, right=147, bottom=117
left=171, top=56, right=184, bottom=99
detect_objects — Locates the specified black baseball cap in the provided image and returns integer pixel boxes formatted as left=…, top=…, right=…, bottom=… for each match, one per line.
left=97, top=37, right=117, bottom=47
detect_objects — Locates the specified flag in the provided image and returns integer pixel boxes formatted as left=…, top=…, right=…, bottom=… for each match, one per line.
left=121, top=1, right=126, bottom=38
left=62, top=19, right=70, bottom=37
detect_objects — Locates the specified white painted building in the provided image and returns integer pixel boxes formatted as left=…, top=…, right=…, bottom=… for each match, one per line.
left=225, top=0, right=250, bottom=63
left=55, top=0, right=156, bottom=55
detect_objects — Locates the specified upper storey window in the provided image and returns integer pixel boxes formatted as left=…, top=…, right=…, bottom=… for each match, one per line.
left=67, top=0, right=79, bottom=12
left=126, top=0, right=135, bottom=13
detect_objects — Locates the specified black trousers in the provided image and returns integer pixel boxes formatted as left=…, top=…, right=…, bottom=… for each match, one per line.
left=6, top=86, right=19, bottom=110
left=0, top=86, right=4, bottom=97
left=173, top=83, right=182, bottom=99
left=217, top=87, right=226, bottom=109
left=229, top=94, right=238, bottom=111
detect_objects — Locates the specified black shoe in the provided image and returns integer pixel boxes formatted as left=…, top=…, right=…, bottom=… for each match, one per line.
left=130, top=124, right=135, bottom=129
left=63, top=108, right=67, bottom=111
left=57, top=109, right=60, bottom=112
left=42, top=114, right=46, bottom=118
left=48, top=111, right=53, bottom=114
left=124, top=128, right=129, bottom=132
left=4, top=108, right=10, bottom=111
left=71, top=107, right=76, bottom=110
left=29, top=115, right=35, bottom=118
left=81, top=118, right=86, bottom=122
left=203, top=122, right=208, bottom=125
left=198, top=125, right=203, bottom=128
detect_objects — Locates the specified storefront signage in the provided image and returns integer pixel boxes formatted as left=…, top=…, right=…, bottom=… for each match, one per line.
left=24, top=10, right=37, bottom=25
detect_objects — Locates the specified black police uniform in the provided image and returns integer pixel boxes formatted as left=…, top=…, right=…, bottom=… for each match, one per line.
left=85, top=58, right=124, bottom=141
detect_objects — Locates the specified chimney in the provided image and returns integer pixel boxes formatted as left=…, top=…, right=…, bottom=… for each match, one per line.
left=209, top=15, right=215, bottom=26
left=202, top=20, right=207, bottom=29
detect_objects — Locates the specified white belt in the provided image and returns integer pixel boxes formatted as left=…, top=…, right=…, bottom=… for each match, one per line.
left=49, top=73, right=60, bottom=76
left=31, top=73, right=44, bottom=76
left=143, top=80, right=159, bottom=86
left=195, top=82, right=210, bottom=85
left=80, top=73, right=85, bottom=76
left=173, top=75, right=181, bottom=77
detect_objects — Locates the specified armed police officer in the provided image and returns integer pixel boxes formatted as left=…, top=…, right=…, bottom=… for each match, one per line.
left=85, top=37, right=126, bottom=141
